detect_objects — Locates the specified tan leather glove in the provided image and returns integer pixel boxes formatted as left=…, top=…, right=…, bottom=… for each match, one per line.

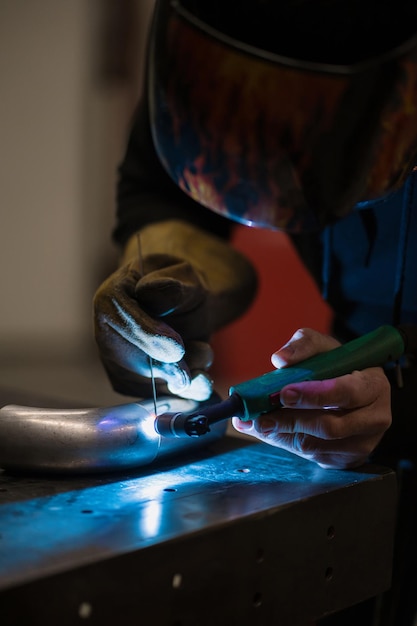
left=93, top=220, right=258, bottom=401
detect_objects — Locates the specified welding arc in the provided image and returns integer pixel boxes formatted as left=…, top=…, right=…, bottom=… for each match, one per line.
left=154, top=393, right=244, bottom=438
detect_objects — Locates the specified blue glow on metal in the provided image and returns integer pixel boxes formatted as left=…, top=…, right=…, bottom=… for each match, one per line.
left=140, top=500, right=163, bottom=539
left=0, top=442, right=386, bottom=592
left=136, top=406, right=160, bottom=441
left=96, top=416, right=123, bottom=432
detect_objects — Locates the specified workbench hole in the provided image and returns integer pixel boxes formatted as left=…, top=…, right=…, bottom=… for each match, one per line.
left=327, top=525, right=335, bottom=539
left=164, top=488, right=177, bottom=492
left=253, top=592, right=263, bottom=607
left=325, top=567, right=334, bottom=581
left=78, top=602, right=92, bottom=618
left=172, top=573, right=183, bottom=589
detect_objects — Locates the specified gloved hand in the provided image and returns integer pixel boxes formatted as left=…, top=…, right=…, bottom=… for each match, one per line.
left=94, top=220, right=258, bottom=401
left=232, top=328, right=392, bottom=469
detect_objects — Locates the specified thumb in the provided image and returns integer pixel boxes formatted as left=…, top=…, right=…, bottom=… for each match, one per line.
left=135, top=256, right=207, bottom=317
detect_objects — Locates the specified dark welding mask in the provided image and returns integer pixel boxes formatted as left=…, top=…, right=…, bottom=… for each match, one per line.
left=148, top=0, right=417, bottom=231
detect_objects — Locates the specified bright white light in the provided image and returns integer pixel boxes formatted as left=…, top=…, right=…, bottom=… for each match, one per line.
left=140, top=499, right=163, bottom=539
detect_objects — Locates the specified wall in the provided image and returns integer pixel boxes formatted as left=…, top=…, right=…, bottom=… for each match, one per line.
left=0, top=0, right=153, bottom=363
left=0, top=1, right=90, bottom=358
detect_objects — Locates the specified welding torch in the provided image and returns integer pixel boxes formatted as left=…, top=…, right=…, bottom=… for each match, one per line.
left=154, top=324, right=411, bottom=438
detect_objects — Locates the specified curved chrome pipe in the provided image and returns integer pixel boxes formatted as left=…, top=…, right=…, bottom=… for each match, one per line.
left=0, top=396, right=226, bottom=474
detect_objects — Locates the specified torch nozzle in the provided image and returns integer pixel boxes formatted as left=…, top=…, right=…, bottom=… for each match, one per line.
left=154, top=393, right=244, bottom=438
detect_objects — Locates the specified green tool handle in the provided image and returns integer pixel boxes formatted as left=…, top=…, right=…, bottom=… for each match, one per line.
left=230, top=325, right=405, bottom=421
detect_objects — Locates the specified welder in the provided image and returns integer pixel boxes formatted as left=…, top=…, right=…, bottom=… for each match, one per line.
left=93, top=1, right=417, bottom=624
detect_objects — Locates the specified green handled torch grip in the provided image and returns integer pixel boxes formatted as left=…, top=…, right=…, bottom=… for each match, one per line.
left=230, top=325, right=405, bottom=421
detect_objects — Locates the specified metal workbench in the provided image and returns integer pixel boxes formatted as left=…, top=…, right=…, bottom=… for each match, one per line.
left=0, top=386, right=397, bottom=626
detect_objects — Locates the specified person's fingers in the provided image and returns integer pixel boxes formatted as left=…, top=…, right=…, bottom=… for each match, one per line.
left=231, top=366, right=392, bottom=469
left=184, top=340, right=214, bottom=371
left=279, top=366, right=390, bottom=415
left=254, top=371, right=390, bottom=440
left=271, top=327, right=340, bottom=368
left=232, top=416, right=382, bottom=469
left=136, top=257, right=207, bottom=317
left=103, top=298, right=185, bottom=363
left=99, top=329, right=191, bottom=387
left=254, top=431, right=378, bottom=469
left=168, top=370, right=213, bottom=401
left=94, top=264, right=185, bottom=363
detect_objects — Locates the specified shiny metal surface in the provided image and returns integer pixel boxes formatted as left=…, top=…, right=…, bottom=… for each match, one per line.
left=0, top=396, right=226, bottom=474
left=0, top=439, right=396, bottom=625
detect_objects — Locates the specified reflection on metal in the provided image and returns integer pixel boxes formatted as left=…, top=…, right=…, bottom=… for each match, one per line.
left=0, top=440, right=397, bottom=625
left=0, top=396, right=226, bottom=474
left=140, top=499, right=163, bottom=539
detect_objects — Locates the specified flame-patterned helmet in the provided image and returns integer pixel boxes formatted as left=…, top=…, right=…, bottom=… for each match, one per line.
left=148, top=0, right=417, bottom=231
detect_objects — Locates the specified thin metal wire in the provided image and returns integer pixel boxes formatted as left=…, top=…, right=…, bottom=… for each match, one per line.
left=136, top=233, right=158, bottom=415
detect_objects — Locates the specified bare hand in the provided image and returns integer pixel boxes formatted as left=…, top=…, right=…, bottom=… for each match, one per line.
left=232, top=328, right=392, bottom=469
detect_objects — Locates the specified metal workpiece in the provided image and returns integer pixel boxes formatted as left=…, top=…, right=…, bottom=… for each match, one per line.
left=0, top=439, right=396, bottom=626
left=0, top=395, right=226, bottom=474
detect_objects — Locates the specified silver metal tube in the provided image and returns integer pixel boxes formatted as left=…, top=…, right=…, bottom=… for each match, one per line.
left=0, top=396, right=226, bottom=474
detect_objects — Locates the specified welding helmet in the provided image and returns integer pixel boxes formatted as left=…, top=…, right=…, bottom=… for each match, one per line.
left=148, top=0, right=417, bottom=231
